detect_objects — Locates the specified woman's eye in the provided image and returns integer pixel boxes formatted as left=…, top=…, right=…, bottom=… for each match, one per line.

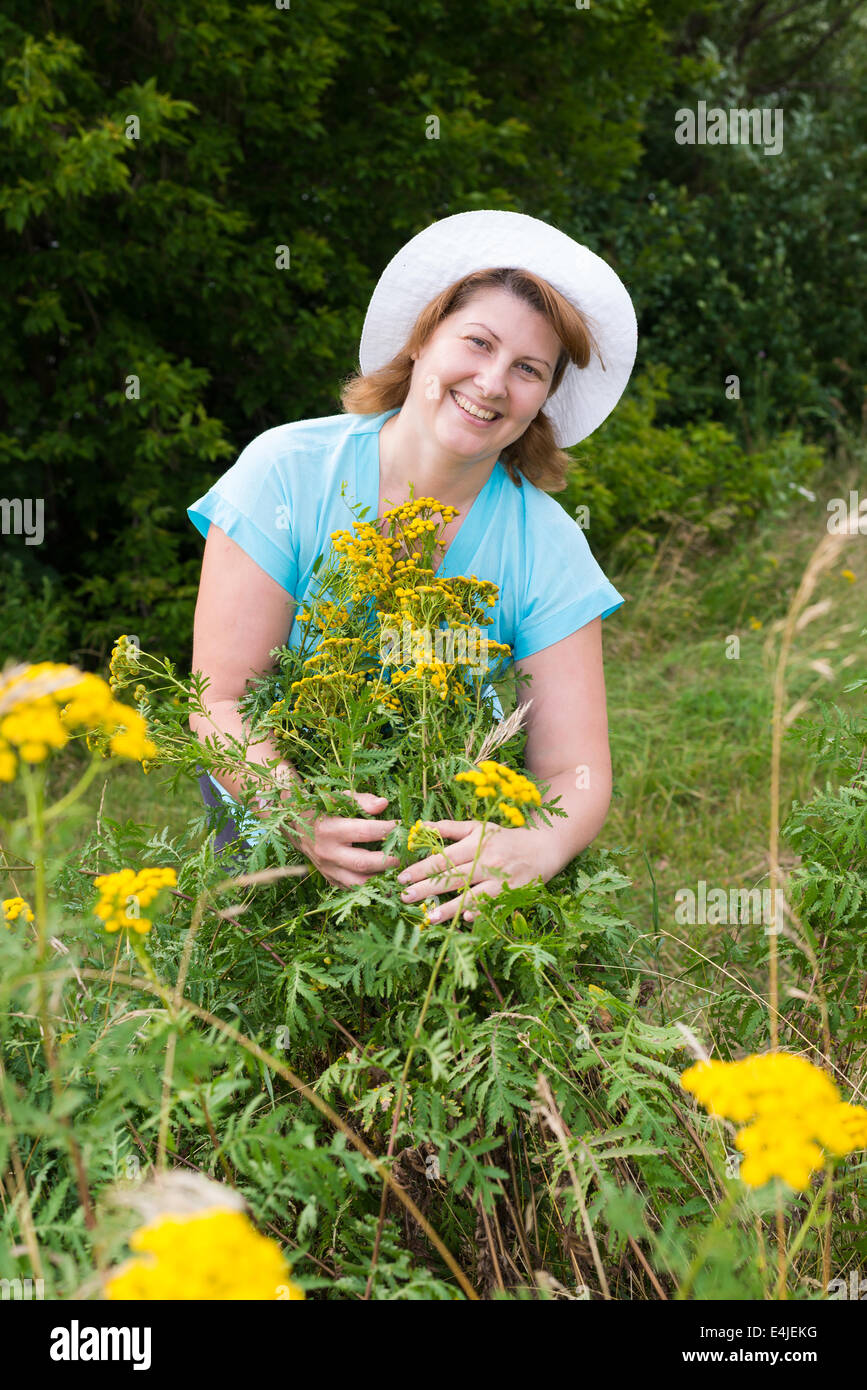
left=468, top=338, right=540, bottom=377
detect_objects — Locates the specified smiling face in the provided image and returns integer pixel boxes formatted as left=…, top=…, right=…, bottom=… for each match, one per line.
left=405, top=286, right=565, bottom=465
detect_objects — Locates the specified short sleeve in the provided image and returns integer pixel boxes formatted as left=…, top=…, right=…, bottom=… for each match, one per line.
left=512, top=506, right=625, bottom=662
left=187, top=427, right=299, bottom=597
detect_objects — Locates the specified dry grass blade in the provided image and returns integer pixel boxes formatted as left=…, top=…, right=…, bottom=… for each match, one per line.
left=674, top=1021, right=711, bottom=1062
left=215, top=864, right=307, bottom=892
left=532, top=1073, right=611, bottom=1300
left=467, top=699, right=533, bottom=764
left=766, top=522, right=859, bottom=1052
left=794, top=598, right=833, bottom=633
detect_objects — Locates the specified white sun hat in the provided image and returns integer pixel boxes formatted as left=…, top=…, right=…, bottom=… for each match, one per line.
left=358, top=209, right=638, bottom=448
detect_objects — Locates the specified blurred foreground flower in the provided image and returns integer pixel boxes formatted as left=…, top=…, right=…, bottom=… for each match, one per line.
left=103, top=1170, right=304, bottom=1300
left=105, top=1207, right=302, bottom=1300
left=2, top=896, right=34, bottom=926
left=0, top=658, right=156, bottom=781
left=681, top=1051, right=867, bottom=1190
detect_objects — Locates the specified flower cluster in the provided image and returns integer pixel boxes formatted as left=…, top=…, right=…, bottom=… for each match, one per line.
left=405, top=821, right=447, bottom=928
left=407, top=819, right=425, bottom=854
left=681, top=1051, right=867, bottom=1190
left=382, top=497, right=459, bottom=568
left=383, top=496, right=459, bottom=527
left=288, top=665, right=368, bottom=722
left=92, top=867, right=178, bottom=935
left=406, top=818, right=448, bottom=859
left=296, top=600, right=349, bottom=634
left=0, top=660, right=156, bottom=780
left=455, top=760, right=542, bottom=828
left=420, top=897, right=441, bottom=929
left=104, top=1206, right=303, bottom=1300
left=108, top=634, right=141, bottom=693
left=390, top=656, right=453, bottom=701
left=330, top=520, right=399, bottom=605
left=2, top=896, right=34, bottom=926
left=266, top=497, right=510, bottom=746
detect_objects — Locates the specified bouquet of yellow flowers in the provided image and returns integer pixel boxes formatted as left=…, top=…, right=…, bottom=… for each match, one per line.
left=241, top=492, right=519, bottom=822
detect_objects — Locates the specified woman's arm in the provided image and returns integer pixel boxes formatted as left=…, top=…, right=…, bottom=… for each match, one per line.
left=188, top=521, right=300, bottom=807
left=188, top=522, right=401, bottom=884
left=516, top=615, right=614, bottom=873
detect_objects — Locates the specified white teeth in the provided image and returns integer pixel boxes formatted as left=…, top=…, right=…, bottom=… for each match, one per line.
left=453, top=390, right=498, bottom=420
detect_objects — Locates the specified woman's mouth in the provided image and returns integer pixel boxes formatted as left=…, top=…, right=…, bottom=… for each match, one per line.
left=449, top=389, right=502, bottom=425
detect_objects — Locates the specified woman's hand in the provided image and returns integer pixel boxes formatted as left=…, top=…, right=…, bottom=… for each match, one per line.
left=282, top=791, right=401, bottom=889
left=396, top=818, right=549, bottom=924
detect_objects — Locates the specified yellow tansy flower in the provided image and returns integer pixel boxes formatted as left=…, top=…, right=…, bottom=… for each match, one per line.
left=454, top=759, right=541, bottom=827
left=93, top=866, right=177, bottom=936
left=104, top=1206, right=303, bottom=1300
left=681, top=1051, right=867, bottom=1190
left=0, top=659, right=157, bottom=780
left=2, top=896, right=34, bottom=926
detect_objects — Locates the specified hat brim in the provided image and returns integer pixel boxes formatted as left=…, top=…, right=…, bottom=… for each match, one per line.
left=358, top=210, right=638, bottom=448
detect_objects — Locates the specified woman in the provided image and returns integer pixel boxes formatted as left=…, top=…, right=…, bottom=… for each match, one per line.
left=187, top=209, right=637, bottom=923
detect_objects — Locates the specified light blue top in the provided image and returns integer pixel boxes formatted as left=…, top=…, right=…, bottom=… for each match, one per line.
left=187, top=408, right=625, bottom=843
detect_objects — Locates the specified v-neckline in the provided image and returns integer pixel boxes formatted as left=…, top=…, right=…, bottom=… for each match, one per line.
left=358, top=408, right=502, bottom=578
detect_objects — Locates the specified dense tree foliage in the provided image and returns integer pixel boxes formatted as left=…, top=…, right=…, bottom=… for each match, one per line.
left=1, top=1, right=863, bottom=665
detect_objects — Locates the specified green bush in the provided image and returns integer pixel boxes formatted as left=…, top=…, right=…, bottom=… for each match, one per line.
left=561, top=364, right=825, bottom=563
left=0, top=555, right=73, bottom=666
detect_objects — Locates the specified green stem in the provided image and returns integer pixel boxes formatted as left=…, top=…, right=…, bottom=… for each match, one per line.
left=19, top=763, right=98, bottom=1235
left=21, top=765, right=49, bottom=965
left=675, top=1184, right=742, bottom=1300
left=781, top=1162, right=835, bottom=1282
left=40, top=756, right=102, bottom=823
left=130, top=934, right=171, bottom=1007
left=384, top=817, right=491, bottom=1158
left=421, top=682, right=428, bottom=802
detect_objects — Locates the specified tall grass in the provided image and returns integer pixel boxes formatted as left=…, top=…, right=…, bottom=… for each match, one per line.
left=1, top=436, right=864, bottom=1299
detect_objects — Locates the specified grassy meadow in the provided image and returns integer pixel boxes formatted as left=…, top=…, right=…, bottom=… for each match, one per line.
left=1, top=435, right=864, bottom=1305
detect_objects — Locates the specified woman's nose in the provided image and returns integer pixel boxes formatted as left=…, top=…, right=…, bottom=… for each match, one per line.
left=474, top=362, right=508, bottom=400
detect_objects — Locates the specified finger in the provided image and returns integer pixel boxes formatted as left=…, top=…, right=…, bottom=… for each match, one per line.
left=430, top=882, right=500, bottom=925
left=336, top=847, right=403, bottom=875
left=331, top=817, right=400, bottom=843
left=401, top=870, right=470, bottom=903
left=422, top=819, right=481, bottom=840
left=350, top=792, right=391, bottom=814
left=321, top=869, right=367, bottom=888
left=399, top=845, right=476, bottom=893
left=402, top=854, right=486, bottom=902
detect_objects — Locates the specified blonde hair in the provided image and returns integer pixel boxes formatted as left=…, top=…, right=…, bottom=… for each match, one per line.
left=340, top=266, right=605, bottom=492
